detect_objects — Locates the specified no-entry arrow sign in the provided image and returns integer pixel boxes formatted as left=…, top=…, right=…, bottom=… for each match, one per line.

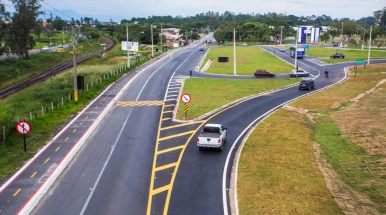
left=16, top=121, right=31, bottom=135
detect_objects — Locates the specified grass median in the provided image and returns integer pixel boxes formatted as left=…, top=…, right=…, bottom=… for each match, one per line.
left=201, top=46, right=293, bottom=75
left=306, top=46, right=386, bottom=63
left=238, top=64, right=386, bottom=213
left=176, top=78, right=298, bottom=120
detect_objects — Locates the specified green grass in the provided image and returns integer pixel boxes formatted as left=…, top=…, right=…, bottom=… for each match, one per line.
left=176, top=78, right=298, bottom=119
left=305, top=46, right=386, bottom=63
left=0, top=56, right=152, bottom=181
left=201, top=46, right=293, bottom=75
left=32, top=32, right=73, bottom=49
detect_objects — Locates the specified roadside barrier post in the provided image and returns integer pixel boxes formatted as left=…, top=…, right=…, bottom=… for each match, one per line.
left=87, top=84, right=89, bottom=91
left=52, top=102, right=54, bottom=110
left=30, top=112, right=32, bottom=121
left=3, top=126, right=5, bottom=143
left=62, top=97, right=64, bottom=106
left=69, top=94, right=71, bottom=102
left=42, top=107, right=44, bottom=116
left=100, top=77, right=102, bottom=83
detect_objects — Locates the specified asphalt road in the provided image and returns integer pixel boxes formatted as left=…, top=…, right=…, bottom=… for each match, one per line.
left=2, top=37, right=385, bottom=215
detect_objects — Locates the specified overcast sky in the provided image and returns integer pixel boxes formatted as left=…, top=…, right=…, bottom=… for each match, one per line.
left=3, top=0, right=384, bottom=22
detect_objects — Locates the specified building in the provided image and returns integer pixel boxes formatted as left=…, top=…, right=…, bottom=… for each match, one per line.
left=292, top=26, right=328, bottom=44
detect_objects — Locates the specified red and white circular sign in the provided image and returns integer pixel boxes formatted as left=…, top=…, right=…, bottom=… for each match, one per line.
left=16, top=121, right=31, bottom=135
left=180, top=94, right=191, bottom=104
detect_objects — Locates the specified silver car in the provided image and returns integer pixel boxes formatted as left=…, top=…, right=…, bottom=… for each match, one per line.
left=289, top=69, right=310, bottom=77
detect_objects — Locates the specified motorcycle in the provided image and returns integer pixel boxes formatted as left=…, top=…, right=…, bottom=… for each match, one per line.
left=325, top=71, right=329, bottom=78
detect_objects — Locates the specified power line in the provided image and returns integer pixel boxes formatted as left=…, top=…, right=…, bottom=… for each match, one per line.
left=40, top=1, right=72, bottom=20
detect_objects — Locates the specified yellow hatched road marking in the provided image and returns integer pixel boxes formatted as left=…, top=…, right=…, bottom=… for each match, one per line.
left=13, top=189, right=21, bottom=197
left=151, top=184, right=171, bottom=195
left=44, top=158, right=50, bottom=164
left=164, top=104, right=175, bottom=107
left=163, top=111, right=173, bottom=114
left=162, top=118, right=171, bottom=121
left=157, top=145, right=184, bottom=155
left=30, top=172, right=37, bottom=178
left=117, top=100, right=164, bottom=107
left=159, top=131, right=194, bottom=141
left=160, top=121, right=205, bottom=131
left=155, top=162, right=177, bottom=172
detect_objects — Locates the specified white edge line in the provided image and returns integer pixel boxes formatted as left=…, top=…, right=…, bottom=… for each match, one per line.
left=224, top=67, right=349, bottom=215
left=18, top=52, right=172, bottom=215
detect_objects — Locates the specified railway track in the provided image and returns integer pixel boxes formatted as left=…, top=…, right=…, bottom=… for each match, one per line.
left=0, top=36, right=116, bottom=100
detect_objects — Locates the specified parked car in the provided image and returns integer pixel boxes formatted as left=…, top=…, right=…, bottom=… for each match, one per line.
left=279, top=48, right=285, bottom=52
left=254, top=69, right=275, bottom=77
left=330, top=53, right=345, bottom=59
left=299, top=79, right=315, bottom=90
left=240, top=43, right=248, bottom=47
left=289, top=69, right=310, bottom=77
left=42, top=46, right=50, bottom=51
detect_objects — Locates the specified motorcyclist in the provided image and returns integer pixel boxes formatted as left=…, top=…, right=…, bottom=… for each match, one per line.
left=324, top=69, right=329, bottom=77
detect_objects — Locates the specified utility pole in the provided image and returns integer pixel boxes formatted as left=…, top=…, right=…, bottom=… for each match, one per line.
left=362, top=27, right=365, bottom=50
left=341, top=20, right=344, bottom=48
left=368, top=25, right=372, bottom=65
left=151, top=24, right=154, bottom=57
left=126, top=23, right=130, bottom=68
left=160, top=23, right=163, bottom=53
left=280, top=26, right=283, bottom=45
left=72, top=24, right=78, bottom=102
left=233, top=29, right=236, bottom=75
left=295, top=27, right=298, bottom=74
left=62, top=30, right=64, bottom=44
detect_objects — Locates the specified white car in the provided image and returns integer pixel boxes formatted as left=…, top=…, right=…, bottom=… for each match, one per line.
left=279, top=48, right=285, bottom=52
left=240, top=43, right=248, bottom=47
left=289, top=69, right=310, bottom=77
left=42, top=46, right=50, bottom=51
left=197, top=124, right=227, bottom=152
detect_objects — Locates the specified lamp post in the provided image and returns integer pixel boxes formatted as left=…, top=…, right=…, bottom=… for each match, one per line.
left=72, top=24, right=78, bottom=102
left=280, top=26, right=283, bottom=45
left=160, top=23, right=163, bottom=53
left=295, top=26, right=299, bottom=77
left=151, top=24, right=154, bottom=58
left=341, top=20, right=344, bottom=48
left=62, top=30, right=64, bottom=44
left=126, top=23, right=130, bottom=68
left=233, top=29, right=236, bottom=75
left=368, top=25, right=372, bottom=65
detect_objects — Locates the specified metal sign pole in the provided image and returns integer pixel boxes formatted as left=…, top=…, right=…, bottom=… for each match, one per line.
left=23, top=134, right=26, bottom=152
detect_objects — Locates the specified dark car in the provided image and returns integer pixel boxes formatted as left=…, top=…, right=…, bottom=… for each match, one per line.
left=199, top=47, right=205, bottom=51
left=254, top=70, right=275, bottom=77
left=299, top=79, right=315, bottom=90
left=332, top=43, right=339, bottom=47
left=331, top=53, right=345, bottom=59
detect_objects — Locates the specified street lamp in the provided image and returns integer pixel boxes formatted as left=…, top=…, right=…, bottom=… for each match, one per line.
left=340, top=19, right=344, bottom=48
left=280, top=26, right=284, bottom=45
left=233, top=29, right=236, bottom=75
left=361, top=26, right=373, bottom=64
left=151, top=24, right=154, bottom=58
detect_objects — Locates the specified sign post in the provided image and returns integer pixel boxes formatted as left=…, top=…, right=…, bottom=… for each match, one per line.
left=354, top=59, right=367, bottom=77
left=16, top=120, right=31, bottom=152
left=180, top=93, right=191, bottom=119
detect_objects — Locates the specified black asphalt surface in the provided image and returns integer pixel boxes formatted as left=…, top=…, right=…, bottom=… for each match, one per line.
left=1, top=36, right=385, bottom=215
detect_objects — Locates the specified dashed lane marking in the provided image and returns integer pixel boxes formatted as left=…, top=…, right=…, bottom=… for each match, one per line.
left=73, top=129, right=77, bottom=133
left=30, top=172, right=37, bottom=179
left=80, top=122, right=83, bottom=126
left=44, top=158, right=50, bottom=164
left=86, top=116, right=89, bottom=119
left=159, top=130, right=195, bottom=141
left=160, top=121, right=204, bottom=131
left=55, top=147, right=60, bottom=152
left=117, top=101, right=164, bottom=107
left=13, top=189, right=21, bottom=197
left=65, top=137, right=69, bottom=141
left=157, top=145, right=184, bottom=155
left=155, top=162, right=178, bottom=171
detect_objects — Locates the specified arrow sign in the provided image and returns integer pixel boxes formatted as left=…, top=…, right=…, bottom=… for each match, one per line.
left=180, top=94, right=191, bottom=104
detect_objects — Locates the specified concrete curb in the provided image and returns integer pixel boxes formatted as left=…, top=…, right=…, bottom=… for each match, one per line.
left=195, top=49, right=209, bottom=71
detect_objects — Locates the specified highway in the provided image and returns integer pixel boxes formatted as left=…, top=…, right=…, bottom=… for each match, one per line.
left=1, top=35, right=385, bottom=215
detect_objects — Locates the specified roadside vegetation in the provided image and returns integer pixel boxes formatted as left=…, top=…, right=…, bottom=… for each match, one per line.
left=238, top=64, right=386, bottom=213
left=176, top=78, right=298, bottom=119
left=305, top=46, right=386, bottom=63
left=200, top=46, right=293, bottom=75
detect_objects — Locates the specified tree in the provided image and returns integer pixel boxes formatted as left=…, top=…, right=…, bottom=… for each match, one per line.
left=320, top=32, right=330, bottom=42
left=373, top=7, right=386, bottom=31
left=7, top=0, right=40, bottom=59
left=52, top=18, right=66, bottom=30
left=0, top=1, right=10, bottom=56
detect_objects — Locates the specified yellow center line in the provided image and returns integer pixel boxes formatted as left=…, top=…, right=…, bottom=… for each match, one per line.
left=157, top=145, right=184, bottom=155
left=13, top=189, right=21, bottom=197
left=95, top=106, right=98, bottom=108
left=163, top=111, right=173, bottom=114
left=30, top=172, right=37, bottom=178
left=151, top=184, right=171, bottom=195
left=162, top=118, right=171, bottom=121
left=160, top=121, right=205, bottom=131
left=55, top=146, right=60, bottom=152
left=73, top=129, right=77, bottom=133
left=159, top=130, right=195, bottom=141
left=80, top=122, right=83, bottom=126
left=164, top=104, right=175, bottom=107
left=86, top=116, right=89, bottom=119
left=65, top=137, right=69, bottom=141
left=99, top=102, right=102, bottom=104
left=155, top=162, right=178, bottom=172
left=44, top=158, right=50, bottom=164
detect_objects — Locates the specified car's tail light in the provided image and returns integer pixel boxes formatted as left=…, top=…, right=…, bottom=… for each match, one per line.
left=218, top=139, right=221, bottom=143
left=197, top=138, right=200, bottom=143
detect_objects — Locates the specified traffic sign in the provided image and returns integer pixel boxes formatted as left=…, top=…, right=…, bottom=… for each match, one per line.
left=180, top=94, right=191, bottom=104
left=354, top=59, right=366, bottom=64
left=16, top=121, right=31, bottom=135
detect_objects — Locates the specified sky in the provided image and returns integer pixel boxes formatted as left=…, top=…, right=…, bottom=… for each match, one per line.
left=2, top=0, right=384, bottom=22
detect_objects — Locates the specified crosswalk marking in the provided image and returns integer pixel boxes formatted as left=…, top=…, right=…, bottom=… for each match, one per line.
left=117, top=101, right=164, bottom=107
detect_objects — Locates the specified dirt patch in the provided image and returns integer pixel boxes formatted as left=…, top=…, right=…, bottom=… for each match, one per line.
left=313, top=141, right=382, bottom=214
left=106, top=58, right=127, bottom=63
left=283, top=105, right=316, bottom=123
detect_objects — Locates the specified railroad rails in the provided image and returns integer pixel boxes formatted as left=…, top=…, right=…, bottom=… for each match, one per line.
left=0, top=36, right=116, bottom=99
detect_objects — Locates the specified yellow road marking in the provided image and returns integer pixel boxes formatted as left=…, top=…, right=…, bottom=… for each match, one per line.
left=157, top=145, right=184, bottom=155
left=163, top=111, right=173, bottom=114
left=65, top=137, right=69, bottom=141
left=99, top=102, right=102, bottom=104
left=164, top=104, right=175, bottom=107
left=155, top=162, right=177, bottom=172
left=160, top=121, right=205, bottom=131
left=13, top=189, right=21, bottom=197
left=86, top=116, right=89, bottom=119
left=117, top=101, right=164, bottom=107
left=44, top=158, right=50, bottom=164
left=151, top=184, right=171, bottom=195
left=73, top=129, right=77, bottom=133
left=159, top=131, right=194, bottom=141
left=30, top=172, right=37, bottom=178
left=96, top=106, right=98, bottom=108
left=162, top=118, right=171, bottom=121
left=80, top=122, right=83, bottom=126
left=55, top=147, right=60, bottom=152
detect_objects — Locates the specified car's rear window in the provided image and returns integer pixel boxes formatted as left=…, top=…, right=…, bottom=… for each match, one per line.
left=203, top=127, right=220, bottom=133
left=301, top=80, right=311, bottom=84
